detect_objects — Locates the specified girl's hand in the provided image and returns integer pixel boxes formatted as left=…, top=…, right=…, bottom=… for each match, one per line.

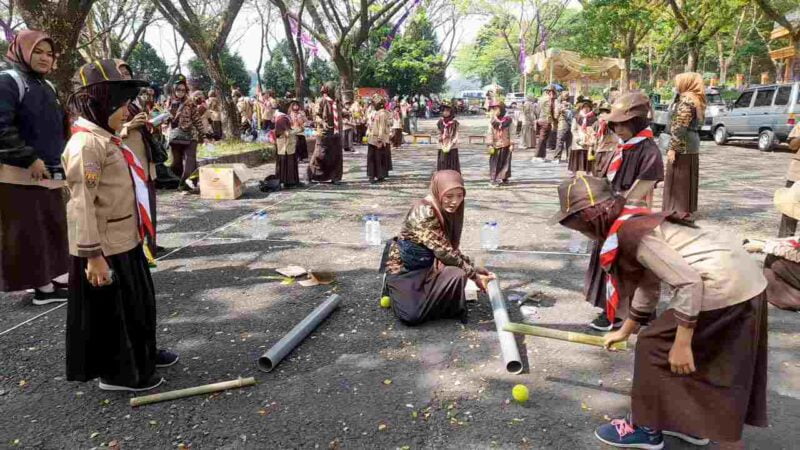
left=743, top=240, right=764, bottom=253
left=668, top=342, right=696, bottom=375
left=667, top=149, right=676, bottom=164
left=86, top=255, right=112, bottom=287
left=29, top=159, right=51, bottom=181
left=603, top=329, right=630, bottom=350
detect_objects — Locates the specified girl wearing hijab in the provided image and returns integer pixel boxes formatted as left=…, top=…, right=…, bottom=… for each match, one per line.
left=591, top=101, right=616, bottom=177
left=391, top=104, right=403, bottom=148
left=585, top=92, right=664, bottom=332
left=0, top=30, right=70, bottom=304
left=569, top=96, right=596, bottom=174
left=436, top=101, right=460, bottom=173
left=663, top=72, right=705, bottom=215
left=553, top=175, right=767, bottom=450
left=272, top=100, right=302, bottom=189
left=487, top=101, right=513, bottom=186
left=289, top=100, right=309, bottom=161
left=385, top=171, right=494, bottom=325
left=366, top=94, right=390, bottom=183
left=167, top=76, right=206, bottom=191
left=307, top=82, right=344, bottom=185
left=64, top=60, right=177, bottom=392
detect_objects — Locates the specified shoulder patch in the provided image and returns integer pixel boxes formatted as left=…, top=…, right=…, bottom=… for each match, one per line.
left=83, top=162, right=100, bottom=188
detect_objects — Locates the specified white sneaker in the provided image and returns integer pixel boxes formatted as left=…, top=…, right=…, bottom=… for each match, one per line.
left=99, top=377, right=164, bottom=392
left=663, top=430, right=710, bottom=446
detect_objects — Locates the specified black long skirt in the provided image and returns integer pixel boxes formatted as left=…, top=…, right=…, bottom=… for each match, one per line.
left=632, top=293, right=768, bottom=442
left=568, top=148, right=589, bottom=173
left=0, top=183, right=69, bottom=291
left=384, top=145, right=394, bottom=172
left=585, top=240, right=606, bottom=308
left=392, top=128, right=403, bottom=148
left=662, top=152, right=699, bottom=214
left=437, top=148, right=461, bottom=173
left=307, top=133, right=343, bottom=182
left=489, top=146, right=512, bottom=183
left=66, top=245, right=157, bottom=386
left=367, top=144, right=389, bottom=180
left=276, top=153, right=300, bottom=186
left=295, top=135, right=309, bottom=161
left=387, top=266, right=467, bottom=325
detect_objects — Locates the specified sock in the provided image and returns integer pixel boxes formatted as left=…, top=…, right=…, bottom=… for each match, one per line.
left=53, top=273, right=69, bottom=284
left=36, top=283, right=54, bottom=293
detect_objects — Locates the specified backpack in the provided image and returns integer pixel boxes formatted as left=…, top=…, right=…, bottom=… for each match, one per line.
left=0, top=69, right=58, bottom=103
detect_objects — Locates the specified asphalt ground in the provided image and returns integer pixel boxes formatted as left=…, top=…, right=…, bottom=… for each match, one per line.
left=0, top=115, right=798, bottom=449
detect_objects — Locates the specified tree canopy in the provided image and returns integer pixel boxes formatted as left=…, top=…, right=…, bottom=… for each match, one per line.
left=127, top=41, right=170, bottom=87
left=188, top=48, right=251, bottom=94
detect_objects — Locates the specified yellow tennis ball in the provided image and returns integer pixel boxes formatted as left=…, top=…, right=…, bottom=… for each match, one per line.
left=512, top=384, right=529, bottom=403
left=380, top=296, right=391, bottom=308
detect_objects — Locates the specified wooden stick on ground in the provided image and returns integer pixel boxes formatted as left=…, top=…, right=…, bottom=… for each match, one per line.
left=130, top=377, right=257, bottom=407
left=503, top=322, right=628, bottom=351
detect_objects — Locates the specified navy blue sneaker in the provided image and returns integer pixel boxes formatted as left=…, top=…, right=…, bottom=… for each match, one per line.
left=594, top=417, right=664, bottom=449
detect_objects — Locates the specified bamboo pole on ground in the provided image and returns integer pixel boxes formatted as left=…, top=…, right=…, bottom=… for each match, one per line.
left=130, top=377, right=256, bottom=407
left=503, top=322, right=628, bottom=351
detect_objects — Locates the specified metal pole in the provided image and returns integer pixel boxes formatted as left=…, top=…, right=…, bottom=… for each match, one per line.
left=258, top=294, right=342, bottom=372
left=487, top=280, right=523, bottom=374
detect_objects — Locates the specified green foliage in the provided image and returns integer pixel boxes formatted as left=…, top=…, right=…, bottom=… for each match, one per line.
left=306, top=57, right=337, bottom=95
left=188, top=48, right=251, bottom=94
left=261, top=40, right=338, bottom=97
left=127, top=41, right=170, bottom=86
left=355, top=11, right=447, bottom=95
left=453, top=15, right=518, bottom=90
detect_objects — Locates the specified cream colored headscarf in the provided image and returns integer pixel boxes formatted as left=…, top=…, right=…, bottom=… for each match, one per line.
left=674, top=72, right=706, bottom=121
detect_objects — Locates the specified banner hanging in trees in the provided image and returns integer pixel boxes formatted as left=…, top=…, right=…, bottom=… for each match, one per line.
left=375, top=0, right=422, bottom=61
left=288, top=16, right=319, bottom=58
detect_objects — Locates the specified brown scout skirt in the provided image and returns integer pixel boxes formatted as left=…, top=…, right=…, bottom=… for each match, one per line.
left=662, top=152, right=699, bottom=214
left=276, top=153, right=300, bottom=186
left=632, top=292, right=768, bottom=442
left=489, top=146, right=512, bottom=183
left=367, top=144, right=389, bottom=180
left=568, top=148, right=589, bottom=173
left=307, top=133, right=343, bottom=182
left=387, top=265, right=467, bottom=325
left=295, top=135, right=309, bottom=161
left=0, top=183, right=69, bottom=291
left=391, top=128, right=403, bottom=148
left=437, top=148, right=461, bottom=173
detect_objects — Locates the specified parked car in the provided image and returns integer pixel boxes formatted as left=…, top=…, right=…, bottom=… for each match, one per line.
left=459, top=90, right=485, bottom=114
left=711, top=82, right=799, bottom=151
left=652, top=87, right=726, bottom=138
left=506, top=92, right=526, bottom=109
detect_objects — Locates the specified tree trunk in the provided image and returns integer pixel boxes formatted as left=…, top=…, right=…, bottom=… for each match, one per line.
left=686, top=46, right=699, bottom=72
left=204, top=55, right=239, bottom=138
left=620, top=52, right=632, bottom=93
left=790, top=35, right=800, bottom=82
left=331, top=50, right=354, bottom=102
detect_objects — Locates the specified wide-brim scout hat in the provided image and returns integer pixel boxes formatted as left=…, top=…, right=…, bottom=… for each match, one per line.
left=602, top=91, right=651, bottom=124
left=74, top=59, right=148, bottom=90
left=576, top=96, right=594, bottom=108
left=550, top=175, right=616, bottom=224
left=440, top=99, right=453, bottom=110
left=774, top=183, right=800, bottom=221
left=597, top=100, right=612, bottom=113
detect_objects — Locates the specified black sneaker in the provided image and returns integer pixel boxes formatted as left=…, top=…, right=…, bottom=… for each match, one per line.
left=155, top=349, right=179, bottom=368
left=663, top=430, right=710, bottom=446
left=589, top=312, right=622, bottom=331
left=98, top=376, right=164, bottom=392
left=33, top=288, right=69, bottom=305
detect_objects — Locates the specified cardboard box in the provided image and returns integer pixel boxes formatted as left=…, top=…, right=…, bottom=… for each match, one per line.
left=199, top=164, right=250, bottom=200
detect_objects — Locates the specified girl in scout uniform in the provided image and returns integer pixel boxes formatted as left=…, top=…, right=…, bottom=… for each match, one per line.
left=64, top=60, right=178, bottom=392
left=436, top=101, right=460, bottom=173
left=487, top=101, right=513, bottom=187
left=273, top=100, right=301, bottom=188
left=366, top=94, right=390, bottom=183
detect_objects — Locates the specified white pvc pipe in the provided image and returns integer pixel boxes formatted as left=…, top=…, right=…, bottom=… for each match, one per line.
left=487, top=279, right=523, bottom=374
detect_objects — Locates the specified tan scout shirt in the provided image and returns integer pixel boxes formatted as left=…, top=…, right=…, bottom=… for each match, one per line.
left=62, top=120, right=140, bottom=258
left=786, top=123, right=800, bottom=182
left=368, top=109, right=391, bottom=147
left=629, top=221, right=767, bottom=328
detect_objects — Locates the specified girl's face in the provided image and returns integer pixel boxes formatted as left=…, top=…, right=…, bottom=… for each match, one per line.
left=581, top=105, right=592, bottom=114
left=175, top=84, right=187, bottom=98
left=30, top=41, right=55, bottom=75
left=609, top=120, right=634, bottom=141
left=292, top=104, right=299, bottom=111
left=441, top=189, right=465, bottom=213
left=108, top=102, right=130, bottom=132
left=118, top=66, right=132, bottom=80
left=442, top=108, right=451, bottom=118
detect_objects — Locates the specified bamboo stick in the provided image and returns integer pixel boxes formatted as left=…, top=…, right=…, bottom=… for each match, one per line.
left=503, top=322, right=628, bottom=351
left=130, top=377, right=256, bottom=407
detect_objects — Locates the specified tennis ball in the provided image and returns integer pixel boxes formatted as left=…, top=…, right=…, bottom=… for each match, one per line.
left=512, top=384, right=529, bottom=403
left=380, top=296, right=391, bottom=308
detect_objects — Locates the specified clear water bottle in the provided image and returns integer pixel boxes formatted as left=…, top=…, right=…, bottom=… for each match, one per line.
left=251, top=211, right=270, bottom=239
left=481, top=222, right=492, bottom=250
left=489, top=221, right=499, bottom=250
left=568, top=230, right=585, bottom=253
left=364, top=215, right=374, bottom=245
left=371, top=215, right=382, bottom=246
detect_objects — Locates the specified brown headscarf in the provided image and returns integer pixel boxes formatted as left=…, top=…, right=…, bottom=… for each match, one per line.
left=674, top=72, right=706, bottom=121
left=423, top=170, right=466, bottom=249
left=5, top=29, right=55, bottom=73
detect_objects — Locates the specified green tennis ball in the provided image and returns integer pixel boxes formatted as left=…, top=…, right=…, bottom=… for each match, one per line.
left=512, top=384, right=529, bottom=403
left=380, top=296, right=391, bottom=308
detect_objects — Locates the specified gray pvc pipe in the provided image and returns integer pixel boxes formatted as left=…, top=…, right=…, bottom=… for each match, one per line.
left=487, top=280, right=523, bottom=374
left=258, top=294, right=342, bottom=372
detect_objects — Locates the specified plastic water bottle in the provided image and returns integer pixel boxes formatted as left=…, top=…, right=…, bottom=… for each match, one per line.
left=568, top=230, right=585, bottom=253
left=481, top=222, right=492, bottom=250
left=251, top=211, right=270, bottom=239
left=489, top=221, right=499, bottom=250
left=371, top=215, right=382, bottom=246
left=364, top=215, right=374, bottom=245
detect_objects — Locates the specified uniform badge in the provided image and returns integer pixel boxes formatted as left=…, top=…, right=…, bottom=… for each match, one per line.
left=84, top=162, right=100, bottom=188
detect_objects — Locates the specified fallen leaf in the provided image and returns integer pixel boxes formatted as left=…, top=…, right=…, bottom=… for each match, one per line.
left=581, top=402, right=592, bottom=411
left=377, top=423, right=387, bottom=431
left=411, top=411, right=418, bottom=419
left=280, top=277, right=295, bottom=285
left=18, top=380, right=26, bottom=387
left=382, top=379, right=392, bottom=385
left=11, top=439, right=19, bottom=446
left=149, top=420, right=158, bottom=426
left=258, top=409, right=267, bottom=416
left=90, top=432, right=100, bottom=439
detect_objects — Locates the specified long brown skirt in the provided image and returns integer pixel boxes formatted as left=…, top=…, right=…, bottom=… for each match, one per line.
left=384, top=145, right=393, bottom=172
left=387, top=265, right=467, bottom=325
left=535, top=123, right=551, bottom=158
left=662, top=152, right=699, bottom=214
left=568, top=148, right=589, bottom=172
left=777, top=180, right=796, bottom=237
left=392, top=128, right=403, bottom=148
left=489, top=146, right=512, bottom=183
left=0, top=183, right=69, bottom=291
left=276, top=153, right=300, bottom=186
left=632, top=293, right=768, bottom=442
left=437, top=148, right=461, bottom=173
left=295, top=135, right=309, bottom=161
left=593, top=151, right=615, bottom=178
left=307, top=133, right=343, bottom=182
left=764, top=254, right=800, bottom=311
left=585, top=240, right=606, bottom=308
left=367, top=144, right=389, bottom=180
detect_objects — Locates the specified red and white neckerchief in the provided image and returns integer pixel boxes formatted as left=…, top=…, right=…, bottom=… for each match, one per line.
left=598, top=205, right=652, bottom=323
left=606, top=127, right=653, bottom=182
left=323, top=94, right=339, bottom=131
left=579, top=111, right=596, bottom=133
left=72, top=117, right=155, bottom=244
